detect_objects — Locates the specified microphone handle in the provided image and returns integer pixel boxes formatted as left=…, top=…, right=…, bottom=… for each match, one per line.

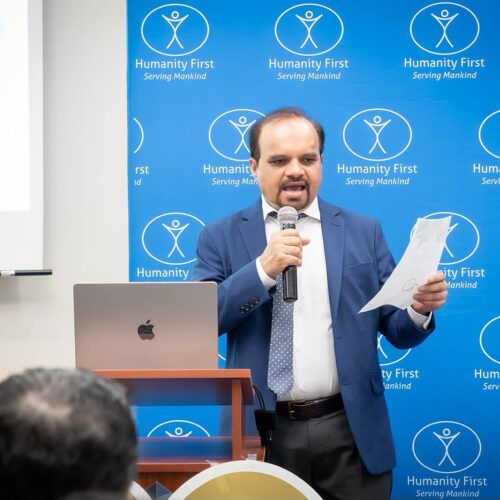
left=283, top=265, right=298, bottom=303
left=280, top=221, right=298, bottom=303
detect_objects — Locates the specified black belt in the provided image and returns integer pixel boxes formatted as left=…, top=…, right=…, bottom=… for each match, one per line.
left=275, top=393, right=344, bottom=420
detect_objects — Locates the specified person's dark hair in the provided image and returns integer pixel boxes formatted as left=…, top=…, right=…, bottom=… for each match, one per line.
left=0, top=368, right=137, bottom=500
left=249, top=107, right=325, bottom=162
left=62, top=492, right=128, bottom=500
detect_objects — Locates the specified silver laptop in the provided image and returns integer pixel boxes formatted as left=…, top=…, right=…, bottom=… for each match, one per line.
left=74, top=282, right=218, bottom=370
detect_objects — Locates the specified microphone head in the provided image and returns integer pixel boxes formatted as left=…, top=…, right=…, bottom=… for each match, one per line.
left=277, top=206, right=298, bottom=226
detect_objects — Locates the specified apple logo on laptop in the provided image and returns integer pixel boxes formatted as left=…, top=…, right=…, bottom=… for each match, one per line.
left=137, top=320, right=155, bottom=340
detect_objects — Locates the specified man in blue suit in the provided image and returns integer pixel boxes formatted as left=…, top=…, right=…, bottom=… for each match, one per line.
left=193, top=108, right=448, bottom=499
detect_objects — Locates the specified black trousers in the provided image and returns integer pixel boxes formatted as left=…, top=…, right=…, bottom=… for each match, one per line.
left=268, top=408, right=392, bottom=500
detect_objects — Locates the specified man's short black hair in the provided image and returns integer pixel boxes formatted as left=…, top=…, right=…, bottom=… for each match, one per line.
left=249, top=107, right=325, bottom=162
left=0, top=368, right=137, bottom=500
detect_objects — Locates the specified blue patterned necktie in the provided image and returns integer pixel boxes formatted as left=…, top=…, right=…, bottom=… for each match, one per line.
left=266, top=211, right=306, bottom=397
left=267, top=271, right=295, bottom=397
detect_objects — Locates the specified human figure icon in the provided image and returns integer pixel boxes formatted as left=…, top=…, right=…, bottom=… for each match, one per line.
left=363, top=115, right=392, bottom=155
left=162, top=219, right=189, bottom=258
left=443, top=221, right=459, bottom=258
left=166, top=426, right=193, bottom=438
left=377, top=334, right=389, bottom=360
left=229, top=115, right=257, bottom=154
left=431, top=9, right=459, bottom=49
left=433, top=427, right=460, bottom=467
left=162, top=10, right=189, bottom=49
left=296, top=10, right=323, bottom=49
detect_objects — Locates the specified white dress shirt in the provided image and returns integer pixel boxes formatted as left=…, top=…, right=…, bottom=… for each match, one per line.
left=256, top=196, right=430, bottom=401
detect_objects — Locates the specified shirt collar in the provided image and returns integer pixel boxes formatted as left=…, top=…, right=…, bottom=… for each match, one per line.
left=260, top=196, right=321, bottom=221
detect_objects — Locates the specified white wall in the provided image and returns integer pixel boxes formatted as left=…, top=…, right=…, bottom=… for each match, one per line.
left=0, top=0, right=128, bottom=379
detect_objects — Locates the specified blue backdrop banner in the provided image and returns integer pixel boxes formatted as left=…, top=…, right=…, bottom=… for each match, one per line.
left=127, top=1, right=499, bottom=497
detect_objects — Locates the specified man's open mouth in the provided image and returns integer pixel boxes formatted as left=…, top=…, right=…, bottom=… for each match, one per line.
left=282, top=182, right=307, bottom=193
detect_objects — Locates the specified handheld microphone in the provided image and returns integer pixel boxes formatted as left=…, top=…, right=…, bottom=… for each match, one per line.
left=277, top=206, right=299, bottom=303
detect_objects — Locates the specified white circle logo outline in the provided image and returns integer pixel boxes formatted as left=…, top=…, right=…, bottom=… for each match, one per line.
left=423, top=212, right=480, bottom=265
left=208, top=108, right=265, bottom=162
left=343, top=108, right=413, bottom=162
left=410, top=2, right=480, bottom=56
left=141, top=3, right=209, bottom=57
left=274, top=3, right=344, bottom=57
left=378, top=334, right=412, bottom=366
left=147, top=419, right=210, bottom=437
left=479, top=316, right=500, bottom=365
left=141, top=212, right=205, bottom=266
left=478, top=110, right=500, bottom=159
left=412, top=420, right=482, bottom=474
left=132, top=117, right=144, bottom=154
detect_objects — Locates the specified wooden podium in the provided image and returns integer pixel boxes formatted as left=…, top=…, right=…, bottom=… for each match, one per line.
left=95, top=369, right=263, bottom=491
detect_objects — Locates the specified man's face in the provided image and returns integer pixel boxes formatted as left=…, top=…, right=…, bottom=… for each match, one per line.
left=249, top=117, right=322, bottom=211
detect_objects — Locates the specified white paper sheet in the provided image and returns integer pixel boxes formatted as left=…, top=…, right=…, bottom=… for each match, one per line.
left=359, top=217, right=451, bottom=313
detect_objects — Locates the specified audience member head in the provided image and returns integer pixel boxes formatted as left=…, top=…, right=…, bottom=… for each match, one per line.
left=62, top=492, right=131, bottom=500
left=0, top=367, right=137, bottom=499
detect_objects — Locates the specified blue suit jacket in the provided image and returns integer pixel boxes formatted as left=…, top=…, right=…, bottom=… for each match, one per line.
left=193, top=197, right=434, bottom=474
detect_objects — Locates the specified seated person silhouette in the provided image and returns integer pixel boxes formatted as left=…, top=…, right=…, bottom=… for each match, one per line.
left=0, top=368, right=138, bottom=500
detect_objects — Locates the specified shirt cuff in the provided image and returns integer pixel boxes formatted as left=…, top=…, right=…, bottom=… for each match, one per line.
left=407, top=306, right=433, bottom=330
left=256, top=258, right=276, bottom=290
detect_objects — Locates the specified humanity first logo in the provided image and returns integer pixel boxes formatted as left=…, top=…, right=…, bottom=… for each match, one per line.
left=147, top=419, right=211, bottom=438
left=142, top=212, right=205, bottom=266
left=480, top=316, right=500, bottom=365
left=410, top=2, right=480, bottom=56
left=274, top=3, right=344, bottom=56
left=208, top=108, right=265, bottom=162
left=412, top=421, right=482, bottom=473
left=377, top=333, right=411, bottom=366
left=422, top=212, right=479, bottom=265
left=478, top=110, right=500, bottom=159
left=343, top=108, right=413, bottom=162
left=141, top=4, right=209, bottom=57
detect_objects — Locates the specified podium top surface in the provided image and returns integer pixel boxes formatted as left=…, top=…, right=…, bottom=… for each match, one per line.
left=94, top=369, right=254, bottom=406
left=95, top=368, right=250, bottom=379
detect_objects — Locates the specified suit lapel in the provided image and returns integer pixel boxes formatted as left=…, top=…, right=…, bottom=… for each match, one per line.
left=319, top=198, right=344, bottom=327
left=239, top=199, right=267, bottom=261
left=237, top=198, right=345, bottom=322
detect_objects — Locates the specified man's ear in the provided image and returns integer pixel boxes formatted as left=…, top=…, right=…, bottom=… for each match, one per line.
left=249, top=157, right=258, bottom=177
